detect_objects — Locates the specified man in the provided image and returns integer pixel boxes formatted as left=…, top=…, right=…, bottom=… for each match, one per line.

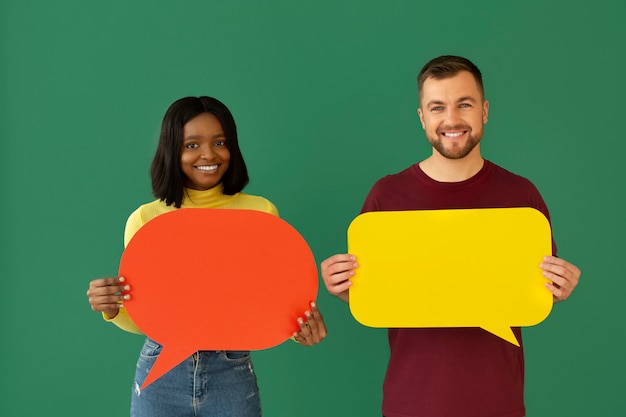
left=321, top=55, right=581, bottom=417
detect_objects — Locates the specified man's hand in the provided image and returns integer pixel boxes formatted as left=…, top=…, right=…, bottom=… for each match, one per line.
left=541, top=256, right=581, bottom=303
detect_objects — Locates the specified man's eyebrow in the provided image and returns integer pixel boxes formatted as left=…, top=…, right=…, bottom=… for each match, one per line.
left=457, top=96, right=478, bottom=103
left=425, top=100, right=445, bottom=107
left=424, top=96, right=480, bottom=108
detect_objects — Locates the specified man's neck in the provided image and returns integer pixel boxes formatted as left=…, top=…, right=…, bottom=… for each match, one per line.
left=419, top=150, right=485, bottom=182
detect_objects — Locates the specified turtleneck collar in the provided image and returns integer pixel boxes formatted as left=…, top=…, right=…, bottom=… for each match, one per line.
left=180, top=183, right=238, bottom=208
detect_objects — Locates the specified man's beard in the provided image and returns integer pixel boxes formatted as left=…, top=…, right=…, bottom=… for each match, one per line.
left=428, top=126, right=482, bottom=160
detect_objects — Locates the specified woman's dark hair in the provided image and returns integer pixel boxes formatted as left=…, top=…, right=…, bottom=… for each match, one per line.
left=150, top=96, right=249, bottom=207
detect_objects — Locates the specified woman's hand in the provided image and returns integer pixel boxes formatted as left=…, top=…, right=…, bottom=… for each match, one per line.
left=86, top=277, right=131, bottom=319
left=292, top=302, right=327, bottom=346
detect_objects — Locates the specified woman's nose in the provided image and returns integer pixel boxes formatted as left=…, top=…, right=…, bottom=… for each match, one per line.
left=199, top=145, right=215, bottom=159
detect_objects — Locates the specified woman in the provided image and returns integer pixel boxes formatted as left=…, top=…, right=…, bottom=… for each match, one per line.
left=87, top=96, right=326, bottom=416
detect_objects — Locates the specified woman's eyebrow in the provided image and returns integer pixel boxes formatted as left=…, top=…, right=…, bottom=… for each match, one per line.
left=183, top=133, right=226, bottom=141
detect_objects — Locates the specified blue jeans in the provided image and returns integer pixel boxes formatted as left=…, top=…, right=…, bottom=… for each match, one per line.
left=131, top=338, right=262, bottom=417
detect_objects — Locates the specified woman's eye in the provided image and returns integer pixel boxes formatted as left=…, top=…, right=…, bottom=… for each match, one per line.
left=214, top=140, right=226, bottom=147
left=184, top=143, right=198, bottom=149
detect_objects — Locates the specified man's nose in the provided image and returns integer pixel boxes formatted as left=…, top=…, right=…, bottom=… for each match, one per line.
left=445, top=108, right=461, bottom=124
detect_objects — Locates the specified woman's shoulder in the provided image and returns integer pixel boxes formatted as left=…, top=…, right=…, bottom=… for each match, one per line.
left=234, top=193, right=279, bottom=216
left=124, top=199, right=175, bottom=246
left=130, top=199, right=176, bottom=222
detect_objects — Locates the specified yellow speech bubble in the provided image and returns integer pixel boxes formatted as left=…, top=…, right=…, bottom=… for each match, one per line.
left=347, top=207, right=553, bottom=346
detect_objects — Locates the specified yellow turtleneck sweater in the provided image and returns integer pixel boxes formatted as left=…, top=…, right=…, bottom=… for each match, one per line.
left=105, top=184, right=279, bottom=334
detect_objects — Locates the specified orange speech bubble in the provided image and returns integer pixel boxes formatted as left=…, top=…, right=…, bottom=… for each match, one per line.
left=119, top=208, right=318, bottom=389
left=347, top=207, right=552, bottom=346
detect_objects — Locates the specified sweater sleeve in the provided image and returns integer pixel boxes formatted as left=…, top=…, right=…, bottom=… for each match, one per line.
left=123, top=206, right=145, bottom=248
left=268, top=201, right=279, bottom=217
left=101, top=207, right=145, bottom=335
left=103, top=307, right=143, bottom=335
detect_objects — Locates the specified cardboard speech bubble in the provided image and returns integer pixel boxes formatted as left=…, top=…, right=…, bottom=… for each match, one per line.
left=347, top=207, right=552, bottom=346
left=119, top=208, right=318, bottom=389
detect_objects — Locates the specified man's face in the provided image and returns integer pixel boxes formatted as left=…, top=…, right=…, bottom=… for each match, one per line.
left=418, top=71, right=489, bottom=160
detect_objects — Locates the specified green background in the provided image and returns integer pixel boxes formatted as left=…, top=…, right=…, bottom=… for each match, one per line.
left=2, top=0, right=624, bottom=415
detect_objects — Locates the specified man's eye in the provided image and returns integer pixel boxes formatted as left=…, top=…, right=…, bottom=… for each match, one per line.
left=459, top=103, right=471, bottom=108
left=431, top=106, right=443, bottom=112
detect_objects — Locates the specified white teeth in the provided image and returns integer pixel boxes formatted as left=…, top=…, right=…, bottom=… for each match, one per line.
left=196, top=165, right=218, bottom=171
left=443, top=132, right=464, bottom=138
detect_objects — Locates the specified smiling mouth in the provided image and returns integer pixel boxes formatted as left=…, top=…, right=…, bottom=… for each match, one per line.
left=195, top=164, right=219, bottom=171
left=442, top=131, right=466, bottom=138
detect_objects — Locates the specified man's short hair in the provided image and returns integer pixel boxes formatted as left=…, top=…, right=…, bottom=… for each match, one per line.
left=417, top=55, right=484, bottom=101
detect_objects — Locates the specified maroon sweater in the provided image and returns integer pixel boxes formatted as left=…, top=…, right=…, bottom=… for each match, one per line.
left=361, top=160, right=554, bottom=417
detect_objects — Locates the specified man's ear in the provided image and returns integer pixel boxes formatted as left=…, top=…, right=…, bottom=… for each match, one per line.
left=482, top=100, right=489, bottom=124
left=417, top=108, right=425, bottom=129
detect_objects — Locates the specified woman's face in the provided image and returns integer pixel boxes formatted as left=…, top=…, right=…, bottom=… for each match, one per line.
left=180, top=112, right=231, bottom=191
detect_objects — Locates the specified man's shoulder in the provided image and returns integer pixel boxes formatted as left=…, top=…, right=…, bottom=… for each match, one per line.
left=486, top=160, right=537, bottom=187
left=373, top=163, right=420, bottom=187
left=362, top=164, right=420, bottom=210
